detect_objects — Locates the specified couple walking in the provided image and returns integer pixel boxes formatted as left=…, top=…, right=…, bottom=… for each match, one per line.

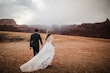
left=20, top=29, right=55, bottom=72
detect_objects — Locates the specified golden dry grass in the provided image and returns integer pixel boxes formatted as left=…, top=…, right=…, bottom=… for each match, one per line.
left=0, top=31, right=110, bottom=73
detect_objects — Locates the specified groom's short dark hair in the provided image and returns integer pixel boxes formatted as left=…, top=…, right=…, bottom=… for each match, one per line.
left=35, top=29, right=38, bottom=32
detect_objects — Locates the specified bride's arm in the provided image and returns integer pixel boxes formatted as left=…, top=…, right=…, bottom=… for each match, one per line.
left=51, top=36, right=55, bottom=47
left=52, top=42, right=55, bottom=47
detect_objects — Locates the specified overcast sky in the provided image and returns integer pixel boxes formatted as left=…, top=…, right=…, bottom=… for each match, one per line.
left=0, top=0, right=110, bottom=25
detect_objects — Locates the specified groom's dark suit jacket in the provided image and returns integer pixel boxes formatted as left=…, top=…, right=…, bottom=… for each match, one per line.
left=30, top=33, right=42, bottom=51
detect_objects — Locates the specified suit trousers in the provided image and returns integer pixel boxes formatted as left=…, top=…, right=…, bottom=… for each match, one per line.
left=32, top=46, right=39, bottom=56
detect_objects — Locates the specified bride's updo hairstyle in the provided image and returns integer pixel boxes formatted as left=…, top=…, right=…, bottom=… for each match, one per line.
left=45, top=30, right=51, bottom=40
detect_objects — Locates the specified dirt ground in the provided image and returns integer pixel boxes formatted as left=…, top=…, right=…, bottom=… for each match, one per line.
left=0, top=31, right=110, bottom=73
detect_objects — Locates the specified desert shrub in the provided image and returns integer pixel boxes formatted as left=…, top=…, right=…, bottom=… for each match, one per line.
left=0, top=33, right=7, bottom=42
left=0, top=33, right=25, bottom=42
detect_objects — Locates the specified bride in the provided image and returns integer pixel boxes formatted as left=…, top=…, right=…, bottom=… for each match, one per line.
left=20, top=30, right=55, bottom=72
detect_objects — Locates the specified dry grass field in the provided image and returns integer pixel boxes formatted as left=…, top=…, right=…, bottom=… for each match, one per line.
left=0, top=31, right=110, bottom=73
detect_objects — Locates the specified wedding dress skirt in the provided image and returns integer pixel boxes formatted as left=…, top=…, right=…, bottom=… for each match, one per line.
left=20, top=42, right=55, bottom=72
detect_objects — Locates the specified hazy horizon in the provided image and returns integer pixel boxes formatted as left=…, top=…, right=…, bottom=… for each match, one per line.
left=0, top=0, right=110, bottom=25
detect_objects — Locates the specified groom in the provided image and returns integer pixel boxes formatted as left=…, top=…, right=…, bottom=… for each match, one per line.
left=30, top=29, right=43, bottom=56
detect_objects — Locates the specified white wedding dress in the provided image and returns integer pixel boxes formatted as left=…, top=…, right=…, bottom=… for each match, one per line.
left=20, top=35, right=55, bottom=72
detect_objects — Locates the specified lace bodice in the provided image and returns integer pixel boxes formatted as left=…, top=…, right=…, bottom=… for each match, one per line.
left=46, top=35, right=54, bottom=43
